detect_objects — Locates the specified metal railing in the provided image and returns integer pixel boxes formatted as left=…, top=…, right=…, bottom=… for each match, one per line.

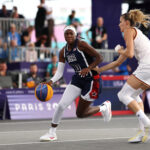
left=98, top=49, right=118, bottom=62
left=6, top=46, right=117, bottom=63
left=0, top=18, right=31, bottom=38
left=7, top=46, right=59, bottom=62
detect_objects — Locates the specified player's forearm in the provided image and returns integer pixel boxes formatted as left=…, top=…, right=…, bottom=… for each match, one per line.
left=88, top=54, right=103, bottom=70
left=100, top=61, right=119, bottom=72
left=118, top=48, right=134, bottom=58
left=50, top=62, right=65, bottom=83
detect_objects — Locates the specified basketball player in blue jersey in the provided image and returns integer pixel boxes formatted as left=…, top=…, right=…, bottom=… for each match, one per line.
left=40, top=25, right=112, bottom=141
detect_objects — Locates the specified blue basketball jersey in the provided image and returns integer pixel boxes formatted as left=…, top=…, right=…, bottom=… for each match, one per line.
left=64, top=40, right=101, bottom=101
left=64, top=40, right=98, bottom=78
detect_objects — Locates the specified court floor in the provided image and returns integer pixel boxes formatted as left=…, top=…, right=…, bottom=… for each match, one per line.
left=0, top=116, right=150, bottom=150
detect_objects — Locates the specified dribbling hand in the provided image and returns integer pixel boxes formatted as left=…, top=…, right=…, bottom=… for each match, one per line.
left=40, top=80, right=53, bottom=87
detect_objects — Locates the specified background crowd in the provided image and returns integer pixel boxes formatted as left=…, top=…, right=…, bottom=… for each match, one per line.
left=0, top=0, right=144, bottom=90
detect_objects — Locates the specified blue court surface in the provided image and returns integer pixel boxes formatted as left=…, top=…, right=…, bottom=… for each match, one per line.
left=0, top=116, right=150, bottom=150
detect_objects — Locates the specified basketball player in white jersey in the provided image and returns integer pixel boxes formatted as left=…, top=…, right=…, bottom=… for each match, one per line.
left=94, top=9, right=150, bottom=143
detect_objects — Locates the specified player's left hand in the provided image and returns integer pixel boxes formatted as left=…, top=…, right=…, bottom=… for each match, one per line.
left=92, top=67, right=101, bottom=74
left=79, top=68, right=90, bottom=77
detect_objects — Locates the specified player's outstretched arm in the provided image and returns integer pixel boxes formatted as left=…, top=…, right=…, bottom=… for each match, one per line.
left=93, top=55, right=127, bottom=74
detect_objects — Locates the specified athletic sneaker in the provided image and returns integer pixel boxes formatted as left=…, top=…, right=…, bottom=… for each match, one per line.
left=40, top=130, right=57, bottom=142
left=101, top=101, right=112, bottom=122
left=128, top=130, right=144, bottom=143
left=142, top=127, right=150, bottom=143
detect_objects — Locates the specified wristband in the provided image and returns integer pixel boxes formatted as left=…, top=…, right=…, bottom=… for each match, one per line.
left=114, top=44, right=121, bottom=52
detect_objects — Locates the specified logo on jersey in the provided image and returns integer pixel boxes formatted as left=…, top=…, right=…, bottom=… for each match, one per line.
left=73, top=48, right=76, bottom=51
left=67, top=54, right=77, bottom=63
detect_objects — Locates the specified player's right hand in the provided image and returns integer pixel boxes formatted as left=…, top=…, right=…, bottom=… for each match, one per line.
left=46, top=80, right=53, bottom=86
left=40, top=80, right=53, bottom=87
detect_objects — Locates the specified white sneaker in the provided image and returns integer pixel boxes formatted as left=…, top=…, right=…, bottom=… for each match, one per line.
left=128, top=130, right=144, bottom=143
left=101, top=101, right=112, bottom=122
left=40, top=130, right=57, bottom=142
left=142, top=127, right=150, bottom=143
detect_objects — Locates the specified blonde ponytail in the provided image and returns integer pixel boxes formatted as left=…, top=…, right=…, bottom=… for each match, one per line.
left=129, top=9, right=150, bottom=28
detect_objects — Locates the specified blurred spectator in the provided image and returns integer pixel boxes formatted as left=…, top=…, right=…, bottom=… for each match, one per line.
left=86, top=17, right=108, bottom=49
left=9, top=40, right=20, bottom=62
left=0, top=5, right=10, bottom=18
left=0, top=59, right=8, bottom=76
left=38, top=0, right=57, bottom=47
left=0, top=5, right=10, bottom=38
left=35, top=35, right=50, bottom=60
left=21, top=26, right=34, bottom=46
left=25, top=43, right=37, bottom=62
left=112, top=56, right=132, bottom=75
left=35, top=0, right=46, bottom=39
left=7, top=23, right=21, bottom=46
left=46, top=54, right=58, bottom=78
left=66, top=10, right=76, bottom=25
left=11, top=6, right=24, bottom=19
left=66, top=10, right=82, bottom=35
left=0, top=38, right=8, bottom=61
left=0, top=25, right=2, bottom=38
left=22, top=63, right=41, bottom=88
left=46, top=9, right=57, bottom=48
left=0, top=59, right=17, bottom=88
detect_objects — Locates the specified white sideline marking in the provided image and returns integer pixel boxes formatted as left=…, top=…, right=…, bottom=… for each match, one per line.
left=0, top=128, right=137, bottom=134
left=0, top=136, right=129, bottom=146
left=0, top=117, right=137, bottom=125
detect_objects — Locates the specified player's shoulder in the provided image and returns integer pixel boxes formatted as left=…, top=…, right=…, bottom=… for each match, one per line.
left=59, top=46, right=65, bottom=53
left=59, top=46, right=66, bottom=59
left=124, top=28, right=135, bottom=34
left=78, top=40, right=88, bottom=47
left=124, top=28, right=135, bottom=38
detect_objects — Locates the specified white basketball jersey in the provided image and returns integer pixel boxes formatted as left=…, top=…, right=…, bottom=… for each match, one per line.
left=133, top=27, right=150, bottom=65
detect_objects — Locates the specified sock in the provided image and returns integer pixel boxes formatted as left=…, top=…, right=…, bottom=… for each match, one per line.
left=138, top=117, right=144, bottom=131
left=99, top=104, right=106, bottom=112
left=136, top=110, right=150, bottom=127
left=49, top=127, right=56, bottom=134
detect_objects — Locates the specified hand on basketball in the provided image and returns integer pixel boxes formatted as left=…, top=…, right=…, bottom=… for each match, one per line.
left=40, top=80, right=53, bottom=87
left=46, top=80, right=53, bottom=86
left=79, top=68, right=90, bottom=77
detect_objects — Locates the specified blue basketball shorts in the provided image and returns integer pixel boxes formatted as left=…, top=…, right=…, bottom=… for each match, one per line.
left=71, top=74, right=102, bottom=101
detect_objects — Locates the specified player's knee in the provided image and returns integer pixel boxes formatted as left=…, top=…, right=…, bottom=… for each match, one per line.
left=117, top=89, right=133, bottom=106
left=117, top=91, right=125, bottom=102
